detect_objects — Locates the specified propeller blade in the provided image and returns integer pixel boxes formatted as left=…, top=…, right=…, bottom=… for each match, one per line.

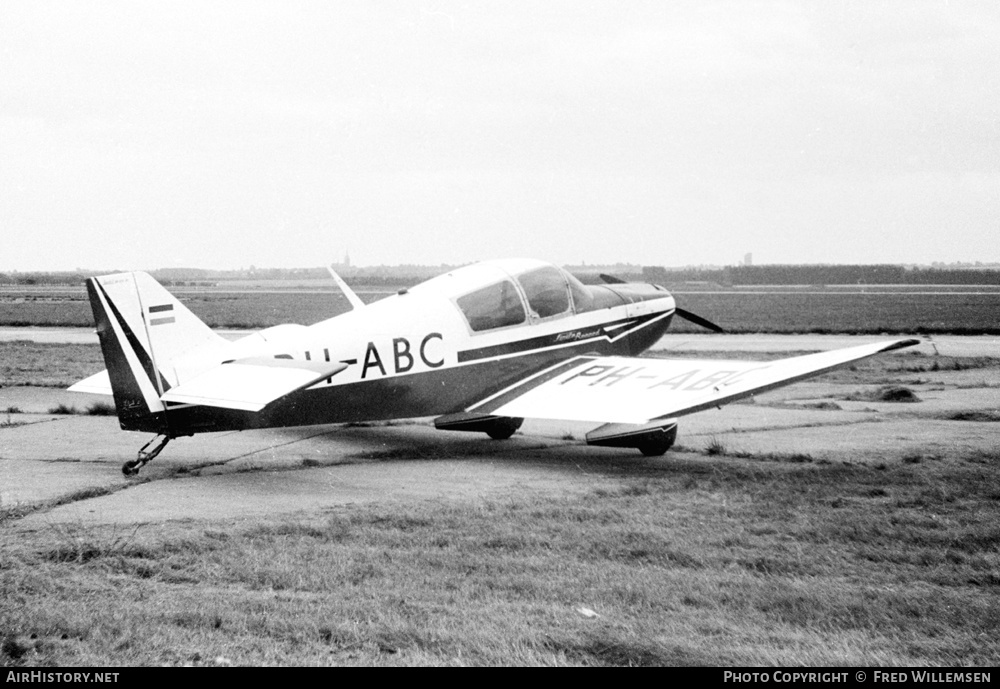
left=675, top=307, right=725, bottom=333
left=599, top=273, right=627, bottom=284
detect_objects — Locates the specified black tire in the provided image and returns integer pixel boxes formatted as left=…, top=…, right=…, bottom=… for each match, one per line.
left=637, top=441, right=670, bottom=457
left=486, top=417, right=523, bottom=440
left=635, top=424, right=678, bottom=456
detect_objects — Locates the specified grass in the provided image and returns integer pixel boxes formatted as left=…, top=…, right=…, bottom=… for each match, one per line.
left=841, top=385, right=921, bottom=403
left=790, top=401, right=842, bottom=410
left=2, top=285, right=1000, bottom=333
left=0, top=341, right=105, bottom=387
left=1, top=455, right=998, bottom=666
left=1, top=402, right=113, bottom=423
left=1, top=414, right=25, bottom=429
left=694, top=439, right=815, bottom=464
left=705, top=437, right=727, bottom=456
left=85, top=401, right=116, bottom=416
left=942, top=410, right=1000, bottom=422
left=0, top=486, right=124, bottom=526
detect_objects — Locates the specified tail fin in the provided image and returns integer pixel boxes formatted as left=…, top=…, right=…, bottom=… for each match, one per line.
left=86, top=272, right=228, bottom=432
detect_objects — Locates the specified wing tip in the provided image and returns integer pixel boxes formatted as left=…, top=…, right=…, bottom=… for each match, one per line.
left=881, top=338, right=922, bottom=353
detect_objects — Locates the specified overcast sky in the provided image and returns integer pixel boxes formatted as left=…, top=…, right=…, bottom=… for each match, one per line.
left=2, top=1, right=998, bottom=270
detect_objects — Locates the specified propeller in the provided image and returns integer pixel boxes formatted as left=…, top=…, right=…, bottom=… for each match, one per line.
left=675, top=307, right=725, bottom=333
left=598, top=274, right=725, bottom=333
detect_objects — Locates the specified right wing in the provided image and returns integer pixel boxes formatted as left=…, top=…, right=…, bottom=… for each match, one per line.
left=465, top=339, right=920, bottom=425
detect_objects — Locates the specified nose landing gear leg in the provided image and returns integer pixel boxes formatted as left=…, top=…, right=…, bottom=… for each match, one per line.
left=123, top=434, right=171, bottom=476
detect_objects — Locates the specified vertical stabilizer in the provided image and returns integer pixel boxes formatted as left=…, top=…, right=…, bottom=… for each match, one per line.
left=86, top=272, right=229, bottom=432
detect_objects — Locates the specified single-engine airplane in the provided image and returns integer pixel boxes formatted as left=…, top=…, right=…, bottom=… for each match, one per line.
left=69, top=259, right=918, bottom=475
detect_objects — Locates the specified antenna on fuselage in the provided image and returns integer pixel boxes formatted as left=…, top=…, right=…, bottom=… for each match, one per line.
left=328, top=266, right=365, bottom=310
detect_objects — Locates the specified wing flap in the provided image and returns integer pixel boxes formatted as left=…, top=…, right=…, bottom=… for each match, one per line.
left=469, top=339, right=919, bottom=425
left=160, top=358, right=347, bottom=412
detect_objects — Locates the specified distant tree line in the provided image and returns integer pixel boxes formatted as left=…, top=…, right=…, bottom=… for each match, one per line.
left=640, top=265, right=1000, bottom=286
left=4, top=264, right=1000, bottom=287
left=0, top=272, right=90, bottom=286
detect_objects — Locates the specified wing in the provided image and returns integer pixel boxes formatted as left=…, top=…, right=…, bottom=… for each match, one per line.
left=68, top=369, right=113, bottom=395
left=465, top=339, right=919, bottom=425
left=160, top=357, right=347, bottom=411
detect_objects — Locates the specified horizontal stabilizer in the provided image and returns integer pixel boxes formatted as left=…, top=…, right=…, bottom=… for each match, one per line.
left=160, top=358, right=347, bottom=412
left=468, top=339, right=920, bottom=425
left=67, top=369, right=113, bottom=396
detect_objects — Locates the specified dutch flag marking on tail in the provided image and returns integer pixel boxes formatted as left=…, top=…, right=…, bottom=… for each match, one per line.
left=149, top=303, right=175, bottom=326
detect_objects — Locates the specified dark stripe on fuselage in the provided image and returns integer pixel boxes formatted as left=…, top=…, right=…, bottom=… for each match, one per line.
left=456, top=313, right=661, bottom=363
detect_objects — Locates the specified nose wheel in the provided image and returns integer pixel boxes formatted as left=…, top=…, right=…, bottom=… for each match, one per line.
left=123, top=435, right=171, bottom=476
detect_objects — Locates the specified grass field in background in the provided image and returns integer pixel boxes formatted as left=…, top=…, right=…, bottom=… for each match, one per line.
left=1, top=284, right=999, bottom=333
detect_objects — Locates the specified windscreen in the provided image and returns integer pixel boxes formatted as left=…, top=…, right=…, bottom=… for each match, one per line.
left=517, top=266, right=571, bottom=319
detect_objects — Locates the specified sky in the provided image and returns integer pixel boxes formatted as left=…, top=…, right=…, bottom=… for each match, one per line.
left=2, top=1, right=998, bottom=271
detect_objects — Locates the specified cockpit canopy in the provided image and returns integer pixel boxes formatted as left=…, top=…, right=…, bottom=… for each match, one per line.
left=413, top=259, right=596, bottom=334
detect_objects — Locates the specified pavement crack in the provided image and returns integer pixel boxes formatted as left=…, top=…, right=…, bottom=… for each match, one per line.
left=2, top=482, right=137, bottom=524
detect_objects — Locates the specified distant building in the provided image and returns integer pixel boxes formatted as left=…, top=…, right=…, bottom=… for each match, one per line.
left=331, top=249, right=354, bottom=276
left=744, top=253, right=753, bottom=266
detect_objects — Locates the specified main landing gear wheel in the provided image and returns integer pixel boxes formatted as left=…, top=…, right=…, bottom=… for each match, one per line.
left=636, top=438, right=672, bottom=457
left=634, top=425, right=678, bottom=457
left=123, top=435, right=171, bottom=476
left=486, top=417, right=523, bottom=440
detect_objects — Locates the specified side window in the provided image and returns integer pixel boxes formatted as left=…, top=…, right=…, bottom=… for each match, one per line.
left=518, top=266, right=571, bottom=319
left=457, top=280, right=526, bottom=332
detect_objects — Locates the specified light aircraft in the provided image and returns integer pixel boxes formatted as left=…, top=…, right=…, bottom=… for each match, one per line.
left=69, top=259, right=918, bottom=475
